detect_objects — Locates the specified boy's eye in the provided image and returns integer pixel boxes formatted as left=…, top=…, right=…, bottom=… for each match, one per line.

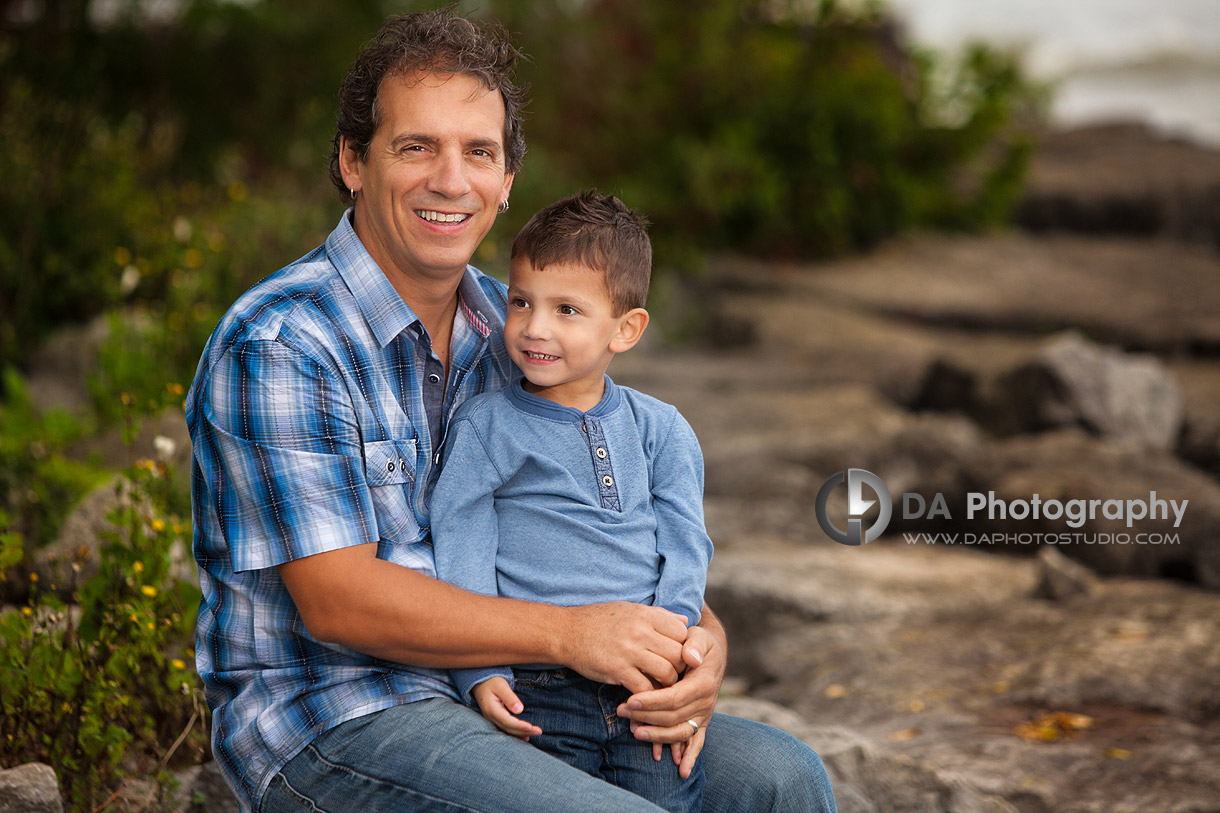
left=510, top=297, right=529, bottom=309
left=558, top=305, right=579, bottom=316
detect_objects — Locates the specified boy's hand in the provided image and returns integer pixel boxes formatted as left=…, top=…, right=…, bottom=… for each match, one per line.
left=472, top=677, right=543, bottom=740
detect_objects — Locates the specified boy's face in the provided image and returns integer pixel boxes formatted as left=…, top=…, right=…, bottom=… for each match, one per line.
left=505, top=256, right=644, bottom=407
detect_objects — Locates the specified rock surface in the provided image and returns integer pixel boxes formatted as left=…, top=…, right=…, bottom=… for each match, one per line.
left=0, top=764, right=62, bottom=813
left=1017, top=123, right=1220, bottom=249
left=612, top=136, right=1220, bottom=808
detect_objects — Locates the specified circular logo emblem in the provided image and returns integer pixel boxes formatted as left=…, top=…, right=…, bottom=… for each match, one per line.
left=815, top=468, right=892, bottom=545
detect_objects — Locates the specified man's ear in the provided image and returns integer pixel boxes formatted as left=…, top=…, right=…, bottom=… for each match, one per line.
left=338, top=135, right=363, bottom=193
left=609, top=308, right=650, bottom=354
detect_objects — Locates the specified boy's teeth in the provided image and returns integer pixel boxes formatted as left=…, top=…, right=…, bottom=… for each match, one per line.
left=526, top=351, right=558, bottom=360
left=417, top=210, right=469, bottom=223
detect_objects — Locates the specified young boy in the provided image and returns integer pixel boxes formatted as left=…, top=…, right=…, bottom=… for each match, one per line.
left=430, top=190, right=712, bottom=813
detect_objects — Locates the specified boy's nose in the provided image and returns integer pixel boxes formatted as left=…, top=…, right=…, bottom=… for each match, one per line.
left=522, top=311, right=551, bottom=340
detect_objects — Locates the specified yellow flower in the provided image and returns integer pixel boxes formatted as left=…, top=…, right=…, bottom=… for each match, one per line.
left=28, top=572, right=38, bottom=583
left=167, top=382, right=185, bottom=396
left=151, top=518, right=166, bottom=532
left=129, top=613, right=138, bottom=623
left=171, top=659, right=187, bottom=670
left=133, top=561, right=145, bottom=573
left=21, top=607, right=32, bottom=617
left=146, top=622, right=155, bottom=631
left=141, top=585, right=158, bottom=598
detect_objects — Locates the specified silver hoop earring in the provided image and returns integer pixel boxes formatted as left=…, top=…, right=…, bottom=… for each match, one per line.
left=350, top=188, right=357, bottom=200
left=497, top=199, right=510, bottom=214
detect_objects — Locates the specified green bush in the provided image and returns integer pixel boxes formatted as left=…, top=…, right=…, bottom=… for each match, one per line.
left=0, top=370, right=108, bottom=554
left=0, top=459, right=204, bottom=809
left=492, top=0, right=1042, bottom=264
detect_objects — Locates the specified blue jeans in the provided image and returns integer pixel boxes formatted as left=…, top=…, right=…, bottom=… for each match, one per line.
left=512, top=668, right=702, bottom=812
left=260, top=697, right=837, bottom=812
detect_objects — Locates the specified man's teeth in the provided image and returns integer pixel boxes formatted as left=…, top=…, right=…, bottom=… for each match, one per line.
left=417, top=210, right=469, bottom=223
left=525, top=351, right=558, bottom=360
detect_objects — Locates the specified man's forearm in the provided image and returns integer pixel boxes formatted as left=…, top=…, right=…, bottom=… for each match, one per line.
left=280, top=545, right=571, bottom=667
left=278, top=543, right=689, bottom=692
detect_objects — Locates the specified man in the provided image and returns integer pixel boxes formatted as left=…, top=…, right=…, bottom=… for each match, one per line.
left=187, top=8, right=836, bottom=811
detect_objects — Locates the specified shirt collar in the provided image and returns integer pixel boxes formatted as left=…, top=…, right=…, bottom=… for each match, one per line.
left=505, top=375, right=621, bottom=422
left=328, top=208, right=504, bottom=352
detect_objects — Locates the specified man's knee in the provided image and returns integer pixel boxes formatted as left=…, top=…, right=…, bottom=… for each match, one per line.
left=702, top=713, right=837, bottom=813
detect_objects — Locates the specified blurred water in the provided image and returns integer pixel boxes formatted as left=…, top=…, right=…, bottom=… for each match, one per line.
left=885, top=0, right=1220, bottom=146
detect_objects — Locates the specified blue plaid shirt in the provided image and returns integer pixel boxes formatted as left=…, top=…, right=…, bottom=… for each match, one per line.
left=186, top=210, right=515, bottom=809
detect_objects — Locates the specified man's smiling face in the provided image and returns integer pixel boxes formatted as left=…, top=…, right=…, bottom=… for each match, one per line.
left=343, top=70, right=514, bottom=289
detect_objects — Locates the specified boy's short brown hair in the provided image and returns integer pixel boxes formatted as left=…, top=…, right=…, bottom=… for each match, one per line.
left=511, top=190, right=651, bottom=316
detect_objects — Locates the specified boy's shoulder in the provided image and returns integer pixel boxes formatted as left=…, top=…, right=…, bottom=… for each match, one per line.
left=451, top=386, right=514, bottom=426
left=611, top=382, right=699, bottom=447
left=614, top=382, right=682, bottom=420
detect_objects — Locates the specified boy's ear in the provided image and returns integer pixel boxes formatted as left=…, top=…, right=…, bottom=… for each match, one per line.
left=609, top=308, right=650, bottom=354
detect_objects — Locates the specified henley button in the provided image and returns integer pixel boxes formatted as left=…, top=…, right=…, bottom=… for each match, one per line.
left=602, top=475, right=613, bottom=487
left=596, top=447, right=607, bottom=459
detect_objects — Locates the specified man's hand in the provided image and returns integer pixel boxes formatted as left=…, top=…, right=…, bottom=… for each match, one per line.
left=558, top=602, right=689, bottom=695
left=615, top=612, right=726, bottom=779
left=472, top=677, right=542, bottom=741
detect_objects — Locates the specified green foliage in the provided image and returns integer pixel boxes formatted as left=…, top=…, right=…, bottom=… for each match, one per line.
left=0, top=370, right=108, bottom=553
left=0, top=460, right=204, bottom=810
left=0, top=72, right=159, bottom=371
left=492, top=0, right=1043, bottom=264
left=84, top=187, right=341, bottom=425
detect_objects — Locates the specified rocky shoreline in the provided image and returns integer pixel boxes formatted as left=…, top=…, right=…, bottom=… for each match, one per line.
left=7, top=123, right=1220, bottom=811
left=608, top=122, right=1220, bottom=812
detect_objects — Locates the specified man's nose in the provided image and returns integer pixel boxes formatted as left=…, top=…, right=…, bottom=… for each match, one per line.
left=427, top=149, right=473, bottom=198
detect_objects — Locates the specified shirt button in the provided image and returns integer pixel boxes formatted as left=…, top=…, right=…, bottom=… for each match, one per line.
left=596, top=447, right=607, bottom=459
left=427, top=373, right=441, bottom=384
left=387, top=462, right=396, bottom=472
left=602, top=475, right=614, bottom=487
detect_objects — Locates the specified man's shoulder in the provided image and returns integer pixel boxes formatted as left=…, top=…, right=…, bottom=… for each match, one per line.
left=205, top=245, right=346, bottom=357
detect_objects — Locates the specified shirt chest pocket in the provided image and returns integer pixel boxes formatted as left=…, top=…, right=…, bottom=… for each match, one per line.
left=363, top=438, right=421, bottom=545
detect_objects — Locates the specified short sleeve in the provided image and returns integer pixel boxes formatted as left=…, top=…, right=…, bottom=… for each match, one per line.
left=198, top=339, right=378, bottom=571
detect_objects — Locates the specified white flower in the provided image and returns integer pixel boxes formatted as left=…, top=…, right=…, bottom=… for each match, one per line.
left=154, top=435, right=176, bottom=461
left=120, top=265, right=140, bottom=295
